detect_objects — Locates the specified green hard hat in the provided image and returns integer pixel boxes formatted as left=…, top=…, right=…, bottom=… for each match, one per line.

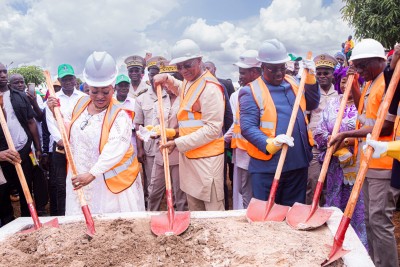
left=115, top=74, right=130, bottom=85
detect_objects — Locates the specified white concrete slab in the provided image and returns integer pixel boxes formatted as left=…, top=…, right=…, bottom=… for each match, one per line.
left=0, top=208, right=374, bottom=266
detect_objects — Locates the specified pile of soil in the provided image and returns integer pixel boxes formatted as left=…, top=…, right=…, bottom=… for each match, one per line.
left=0, top=217, right=343, bottom=266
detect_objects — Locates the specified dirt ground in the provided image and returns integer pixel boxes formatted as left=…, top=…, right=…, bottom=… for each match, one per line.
left=0, top=217, right=343, bottom=267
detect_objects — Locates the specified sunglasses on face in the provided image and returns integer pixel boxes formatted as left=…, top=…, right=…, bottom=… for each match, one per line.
left=176, top=60, right=197, bottom=71
left=354, top=60, right=372, bottom=71
left=264, top=64, right=287, bottom=74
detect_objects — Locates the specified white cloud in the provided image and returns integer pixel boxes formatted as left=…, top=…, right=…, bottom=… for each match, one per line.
left=0, top=0, right=351, bottom=82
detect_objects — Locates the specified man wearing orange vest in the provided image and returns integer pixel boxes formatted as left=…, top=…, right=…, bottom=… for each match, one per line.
left=154, top=39, right=225, bottom=211
left=224, top=50, right=261, bottom=209
left=239, top=39, right=320, bottom=206
left=329, top=39, right=399, bottom=267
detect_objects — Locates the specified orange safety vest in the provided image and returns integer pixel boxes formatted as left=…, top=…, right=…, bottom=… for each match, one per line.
left=69, top=96, right=140, bottom=194
left=354, top=73, right=393, bottom=170
left=177, top=71, right=225, bottom=159
left=247, top=75, right=314, bottom=160
left=231, top=96, right=248, bottom=150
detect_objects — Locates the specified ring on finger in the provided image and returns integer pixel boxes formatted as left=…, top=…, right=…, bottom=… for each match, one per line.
left=75, top=181, right=80, bottom=186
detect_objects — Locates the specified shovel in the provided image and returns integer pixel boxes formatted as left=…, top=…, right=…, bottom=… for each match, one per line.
left=44, top=71, right=95, bottom=237
left=322, top=60, right=400, bottom=266
left=246, top=51, right=312, bottom=222
left=286, top=74, right=355, bottom=230
left=0, top=99, right=58, bottom=233
left=151, top=85, right=190, bottom=236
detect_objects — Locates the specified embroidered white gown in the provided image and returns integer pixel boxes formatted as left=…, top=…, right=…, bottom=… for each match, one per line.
left=65, top=108, right=145, bottom=215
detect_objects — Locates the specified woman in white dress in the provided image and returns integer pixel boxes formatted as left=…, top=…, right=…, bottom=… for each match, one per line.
left=48, top=51, right=145, bottom=215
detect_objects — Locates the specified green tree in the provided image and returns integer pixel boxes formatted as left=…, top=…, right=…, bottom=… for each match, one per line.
left=341, top=0, right=400, bottom=49
left=9, top=65, right=45, bottom=85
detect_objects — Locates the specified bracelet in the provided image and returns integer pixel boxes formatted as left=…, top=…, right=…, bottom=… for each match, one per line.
left=344, top=138, right=349, bottom=147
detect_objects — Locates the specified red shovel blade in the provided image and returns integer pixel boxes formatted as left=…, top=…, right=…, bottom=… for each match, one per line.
left=151, top=211, right=190, bottom=236
left=19, top=218, right=59, bottom=234
left=286, top=202, right=333, bottom=230
left=246, top=198, right=289, bottom=222
left=82, top=205, right=96, bottom=237
left=321, top=244, right=349, bottom=266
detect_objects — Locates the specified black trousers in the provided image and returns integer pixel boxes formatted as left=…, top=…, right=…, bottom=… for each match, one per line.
left=32, top=164, right=48, bottom=215
left=46, top=153, right=58, bottom=216
left=0, top=182, right=14, bottom=227
left=0, top=141, right=34, bottom=217
left=50, top=143, right=67, bottom=216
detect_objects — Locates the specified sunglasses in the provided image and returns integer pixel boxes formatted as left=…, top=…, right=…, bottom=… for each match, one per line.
left=354, top=60, right=372, bottom=71
left=264, top=64, right=287, bottom=74
left=316, top=71, right=332, bottom=76
left=176, top=60, right=197, bottom=71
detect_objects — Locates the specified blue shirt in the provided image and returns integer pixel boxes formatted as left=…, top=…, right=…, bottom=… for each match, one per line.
left=239, top=76, right=320, bottom=174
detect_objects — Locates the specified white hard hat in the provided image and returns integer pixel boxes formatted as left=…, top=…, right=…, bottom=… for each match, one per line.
left=257, top=39, right=290, bottom=64
left=234, top=50, right=261, bottom=68
left=349, top=38, right=386, bottom=61
left=83, top=51, right=118, bottom=87
left=170, top=39, right=202, bottom=65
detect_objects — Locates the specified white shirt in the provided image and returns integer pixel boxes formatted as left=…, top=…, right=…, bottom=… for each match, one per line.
left=46, top=89, right=86, bottom=143
left=3, top=90, right=28, bottom=150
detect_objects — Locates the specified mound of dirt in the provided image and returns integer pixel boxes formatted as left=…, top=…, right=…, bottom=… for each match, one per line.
left=0, top=217, right=343, bottom=266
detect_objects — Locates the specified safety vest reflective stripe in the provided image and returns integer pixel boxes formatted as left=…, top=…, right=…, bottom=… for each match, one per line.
left=260, top=121, right=274, bottom=129
left=179, top=120, right=205, bottom=127
left=232, top=132, right=247, bottom=140
left=184, top=79, right=206, bottom=111
left=103, top=153, right=135, bottom=180
left=251, top=77, right=265, bottom=117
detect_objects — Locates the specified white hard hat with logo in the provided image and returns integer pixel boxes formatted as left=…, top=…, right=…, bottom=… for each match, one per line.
left=83, top=51, right=118, bottom=87
left=170, top=39, right=202, bottom=65
left=349, top=38, right=386, bottom=61
left=234, top=50, right=261, bottom=68
left=257, top=39, right=290, bottom=64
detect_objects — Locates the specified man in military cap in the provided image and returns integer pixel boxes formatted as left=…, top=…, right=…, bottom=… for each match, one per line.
left=147, top=59, right=188, bottom=211
left=124, top=55, right=149, bottom=99
left=306, top=54, right=338, bottom=204
left=134, top=56, right=165, bottom=208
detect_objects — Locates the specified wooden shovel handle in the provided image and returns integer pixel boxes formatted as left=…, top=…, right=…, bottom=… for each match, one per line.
left=156, top=85, right=172, bottom=191
left=43, top=71, right=87, bottom=206
left=0, top=108, right=33, bottom=203
left=317, top=74, right=355, bottom=183
left=273, top=51, right=312, bottom=181
left=344, top=60, right=400, bottom=217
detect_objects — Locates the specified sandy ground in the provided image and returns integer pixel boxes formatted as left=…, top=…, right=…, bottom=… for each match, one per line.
left=0, top=217, right=343, bottom=267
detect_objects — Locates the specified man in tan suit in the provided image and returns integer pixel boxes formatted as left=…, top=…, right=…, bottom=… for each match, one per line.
left=154, top=39, right=225, bottom=211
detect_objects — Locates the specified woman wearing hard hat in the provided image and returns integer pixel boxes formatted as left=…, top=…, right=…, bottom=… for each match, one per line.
left=47, top=51, right=145, bottom=215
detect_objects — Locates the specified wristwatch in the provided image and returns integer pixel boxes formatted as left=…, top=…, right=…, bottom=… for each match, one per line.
left=344, top=138, right=349, bottom=147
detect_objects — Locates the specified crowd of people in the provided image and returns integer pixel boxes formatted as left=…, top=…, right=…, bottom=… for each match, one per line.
left=0, top=36, right=400, bottom=267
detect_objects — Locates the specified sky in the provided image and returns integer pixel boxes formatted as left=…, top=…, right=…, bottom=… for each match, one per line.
left=0, top=0, right=352, bottom=82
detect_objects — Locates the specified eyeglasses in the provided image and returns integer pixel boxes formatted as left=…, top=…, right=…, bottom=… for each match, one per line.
left=264, top=64, right=287, bottom=74
left=80, top=114, right=93, bottom=130
left=354, top=60, right=372, bottom=71
left=176, top=60, right=197, bottom=71
left=316, top=71, right=332, bottom=76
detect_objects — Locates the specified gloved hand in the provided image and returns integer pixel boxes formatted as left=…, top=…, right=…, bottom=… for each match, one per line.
left=363, top=133, right=388, bottom=158
left=302, top=59, right=316, bottom=84
left=145, top=125, right=154, bottom=131
left=266, top=134, right=294, bottom=155
left=152, top=125, right=176, bottom=138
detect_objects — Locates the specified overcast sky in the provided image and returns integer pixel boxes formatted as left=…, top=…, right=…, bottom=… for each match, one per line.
left=0, top=0, right=351, bottom=82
